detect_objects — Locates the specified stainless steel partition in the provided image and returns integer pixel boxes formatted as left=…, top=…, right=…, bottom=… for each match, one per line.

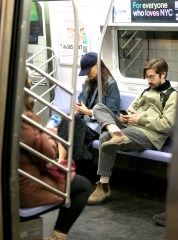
left=0, top=0, right=79, bottom=239
left=22, top=0, right=79, bottom=207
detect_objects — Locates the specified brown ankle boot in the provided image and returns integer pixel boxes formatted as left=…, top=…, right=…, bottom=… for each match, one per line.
left=102, top=134, right=131, bottom=153
left=105, top=133, right=129, bottom=145
left=48, top=230, right=67, bottom=240
left=87, top=181, right=111, bottom=205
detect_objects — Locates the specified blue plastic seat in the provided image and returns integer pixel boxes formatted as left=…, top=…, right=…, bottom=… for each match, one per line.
left=20, top=202, right=62, bottom=218
left=91, top=91, right=172, bottom=163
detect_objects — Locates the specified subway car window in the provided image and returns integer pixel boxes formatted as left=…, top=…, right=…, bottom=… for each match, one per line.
left=117, top=30, right=178, bottom=81
left=27, top=0, right=46, bottom=69
left=29, top=0, right=43, bottom=44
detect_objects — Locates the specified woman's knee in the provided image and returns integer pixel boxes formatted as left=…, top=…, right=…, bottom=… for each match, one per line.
left=71, top=174, right=92, bottom=194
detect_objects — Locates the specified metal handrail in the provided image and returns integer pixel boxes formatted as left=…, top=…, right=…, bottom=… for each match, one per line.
left=26, top=47, right=58, bottom=115
left=20, top=142, right=68, bottom=173
left=65, top=0, right=79, bottom=205
left=20, top=0, right=79, bottom=207
left=18, top=169, right=66, bottom=199
left=26, top=47, right=57, bottom=79
left=125, top=38, right=142, bottom=57
left=125, top=47, right=143, bottom=72
left=121, top=31, right=138, bottom=49
left=97, top=0, right=115, bottom=103
left=21, top=114, right=70, bottom=147
left=26, top=62, right=74, bottom=95
left=120, top=30, right=143, bottom=74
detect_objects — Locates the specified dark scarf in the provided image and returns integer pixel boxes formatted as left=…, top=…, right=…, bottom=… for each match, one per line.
left=142, top=80, right=174, bottom=110
left=144, top=80, right=171, bottom=93
left=155, top=80, right=171, bottom=92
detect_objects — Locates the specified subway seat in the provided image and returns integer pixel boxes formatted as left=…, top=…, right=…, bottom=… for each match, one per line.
left=20, top=202, right=62, bottom=218
left=92, top=140, right=172, bottom=163
left=19, top=90, right=172, bottom=218
left=52, top=86, right=82, bottom=114
left=52, top=88, right=172, bottom=163
left=92, top=91, right=172, bottom=163
left=19, top=88, right=72, bottom=219
left=19, top=86, right=80, bottom=219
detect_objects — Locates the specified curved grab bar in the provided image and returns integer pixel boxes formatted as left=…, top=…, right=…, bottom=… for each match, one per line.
left=24, top=0, right=79, bottom=208
left=64, top=0, right=79, bottom=207
left=97, top=0, right=115, bottom=103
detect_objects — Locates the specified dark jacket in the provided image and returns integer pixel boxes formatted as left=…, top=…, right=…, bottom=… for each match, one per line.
left=78, top=78, right=120, bottom=134
left=78, top=78, right=120, bottom=114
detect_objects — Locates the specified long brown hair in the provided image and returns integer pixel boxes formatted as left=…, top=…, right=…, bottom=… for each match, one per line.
left=23, top=69, right=40, bottom=123
left=84, top=60, right=114, bottom=96
left=24, top=69, right=34, bottom=111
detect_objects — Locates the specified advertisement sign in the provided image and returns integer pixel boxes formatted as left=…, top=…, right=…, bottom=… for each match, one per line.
left=49, top=1, right=90, bottom=65
left=59, top=23, right=89, bottom=65
left=113, top=0, right=178, bottom=23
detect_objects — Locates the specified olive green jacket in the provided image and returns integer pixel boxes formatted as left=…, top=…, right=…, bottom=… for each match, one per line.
left=126, top=88, right=177, bottom=150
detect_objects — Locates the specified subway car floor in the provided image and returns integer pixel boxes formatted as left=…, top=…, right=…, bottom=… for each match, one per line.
left=42, top=158, right=167, bottom=240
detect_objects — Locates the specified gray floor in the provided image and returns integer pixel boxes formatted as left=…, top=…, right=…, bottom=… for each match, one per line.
left=42, top=160, right=167, bottom=240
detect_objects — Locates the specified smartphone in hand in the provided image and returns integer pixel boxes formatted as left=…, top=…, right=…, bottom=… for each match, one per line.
left=119, top=109, right=128, bottom=115
left=76, top=102, right=82, bottom=106
left=46, top=115, right=61, bottom=128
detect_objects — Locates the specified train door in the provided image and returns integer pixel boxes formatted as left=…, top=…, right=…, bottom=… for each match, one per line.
left=0, top=1, right=32, bottom=239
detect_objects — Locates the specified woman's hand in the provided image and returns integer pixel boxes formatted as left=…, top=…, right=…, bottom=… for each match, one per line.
left=58, top=142, right=68, bottom=162
left=45, top=127, right=57, bottom=150
left=75, top=102, right=92, bottom=116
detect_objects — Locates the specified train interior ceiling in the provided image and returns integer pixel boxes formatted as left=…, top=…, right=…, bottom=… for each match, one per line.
left=1, top=0, right=178, bottom=239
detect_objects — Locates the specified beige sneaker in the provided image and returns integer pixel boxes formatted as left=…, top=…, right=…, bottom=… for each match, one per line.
left=87, top=182, right=111, bottom=205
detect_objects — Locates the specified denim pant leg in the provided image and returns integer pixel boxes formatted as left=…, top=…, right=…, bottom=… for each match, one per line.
left=93, top=103, right=123, bottom=130
left=97, top=131, right=117, bottom=177
left=94, top=103, right=125, bottom=177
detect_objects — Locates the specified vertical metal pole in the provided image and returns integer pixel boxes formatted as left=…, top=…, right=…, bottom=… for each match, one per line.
left=44, top=2, right=55, bottom=103
left=166, top=97, right=178, bottom=239
left=97, top=0, right=114, bottom=103
left=65, top=0, right=79, bottom=206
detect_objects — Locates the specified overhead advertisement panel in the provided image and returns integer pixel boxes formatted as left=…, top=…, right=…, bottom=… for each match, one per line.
left=113, top=0, right=178, bottom=23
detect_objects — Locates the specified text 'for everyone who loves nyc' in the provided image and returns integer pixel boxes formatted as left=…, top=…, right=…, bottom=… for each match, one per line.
left=132, top=2, right=173, bottom=17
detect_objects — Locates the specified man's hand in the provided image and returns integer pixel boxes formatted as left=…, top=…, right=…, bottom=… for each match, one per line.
left=120, top=110, right=140, bottom=125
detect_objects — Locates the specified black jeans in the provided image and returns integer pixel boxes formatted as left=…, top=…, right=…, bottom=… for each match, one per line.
left=54, top=174, right=92, bottom=233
